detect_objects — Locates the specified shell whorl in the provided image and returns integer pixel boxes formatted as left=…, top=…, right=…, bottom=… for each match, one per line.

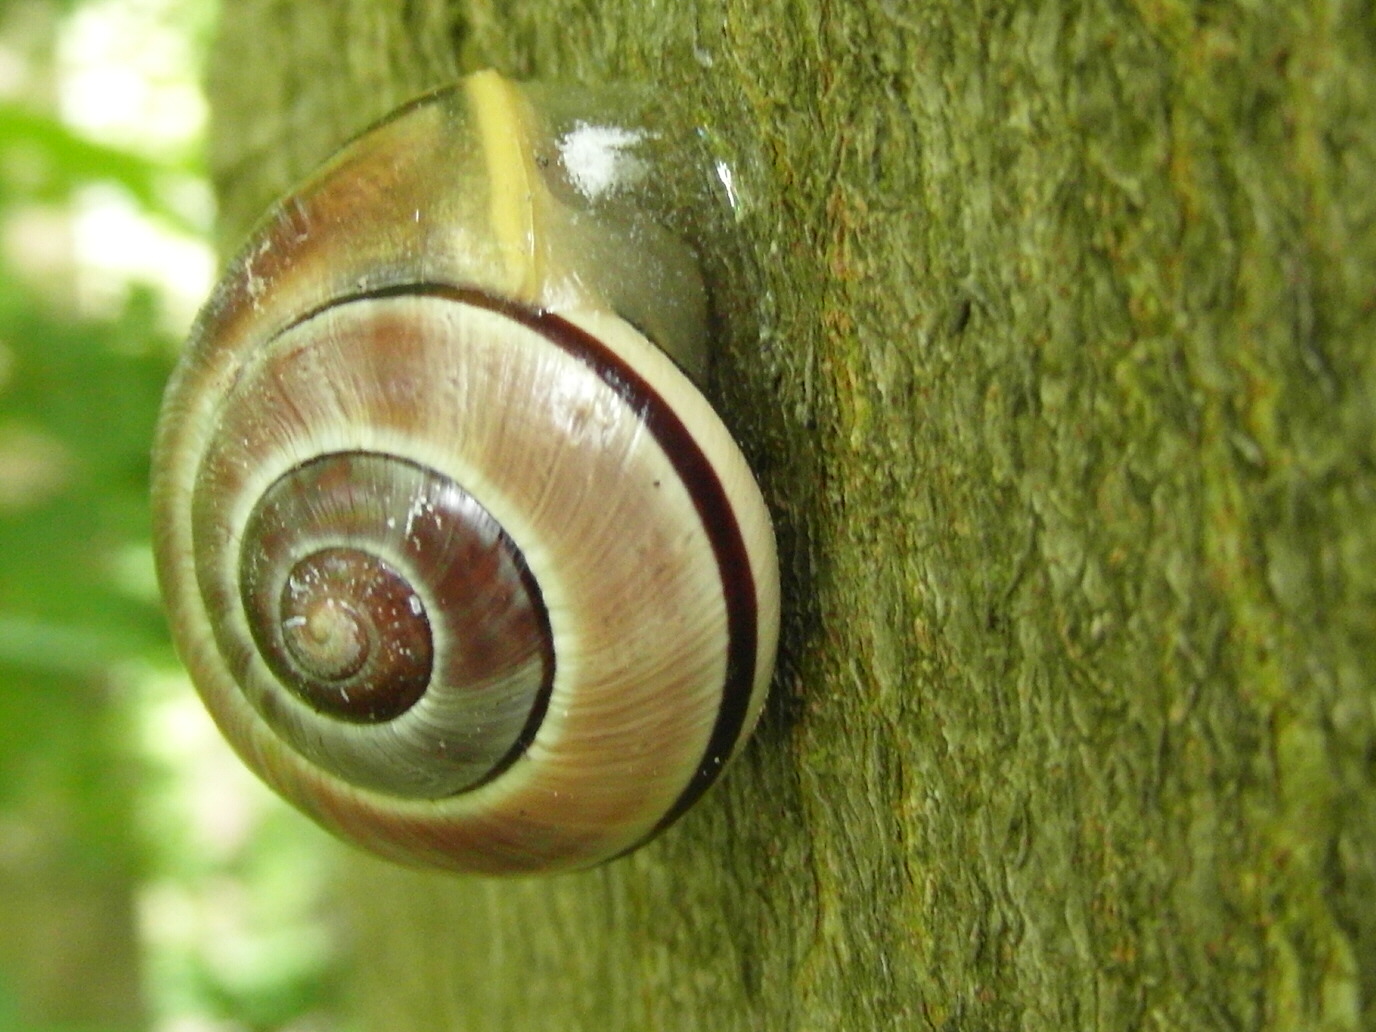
left=229, top=450, right=552, bottom=798
left=151, top=73, right=780, bottom=874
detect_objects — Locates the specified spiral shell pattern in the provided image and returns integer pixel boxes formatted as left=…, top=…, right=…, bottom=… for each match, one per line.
left=152, top=73, right=779, bottom=874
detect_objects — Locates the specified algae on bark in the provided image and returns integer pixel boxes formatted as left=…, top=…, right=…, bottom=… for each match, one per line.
left=203, top=1, right=1376, bottom=1028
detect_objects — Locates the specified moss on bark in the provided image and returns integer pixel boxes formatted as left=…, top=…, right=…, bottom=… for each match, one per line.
left=206, top=1, right=1376, bottom=1027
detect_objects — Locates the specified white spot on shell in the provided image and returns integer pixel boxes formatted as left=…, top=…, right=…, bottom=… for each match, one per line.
left=558, top=122, right=649, bottom=200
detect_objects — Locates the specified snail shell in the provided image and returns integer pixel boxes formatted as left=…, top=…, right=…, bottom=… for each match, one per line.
left=152, top=71, right=780, bottom=874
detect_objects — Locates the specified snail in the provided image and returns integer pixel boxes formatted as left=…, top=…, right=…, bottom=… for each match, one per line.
left=151, top=71, right=780, bottom=874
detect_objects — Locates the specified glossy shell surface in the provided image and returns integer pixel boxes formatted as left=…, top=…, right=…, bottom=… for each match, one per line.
left=152, top=72, right=780, bottom=874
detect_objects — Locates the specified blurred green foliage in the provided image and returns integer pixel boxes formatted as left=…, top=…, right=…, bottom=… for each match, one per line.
left=0, top=104, right=201, bottom=228
left=0, top=6, right=344, bottom=1031
left=0, top=100, right=176, bottom=816
left=0, top=9, right=350, bottom=1032
left=0, top=92, right=181, bottom=1030
left=0, top=284, right=173, bottom=673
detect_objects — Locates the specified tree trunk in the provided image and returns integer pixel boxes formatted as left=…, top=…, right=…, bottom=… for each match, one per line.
left=204, top=1, right=1376, bottom=1028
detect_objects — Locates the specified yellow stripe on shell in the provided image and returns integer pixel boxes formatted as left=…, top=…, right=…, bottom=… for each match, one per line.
left=466, top=70, right=544, bottom=304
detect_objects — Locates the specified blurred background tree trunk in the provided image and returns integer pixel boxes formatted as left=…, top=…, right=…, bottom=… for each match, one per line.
left=205, top=1, right=1376, bottom=1028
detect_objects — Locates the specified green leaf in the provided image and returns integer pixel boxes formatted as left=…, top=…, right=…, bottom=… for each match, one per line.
left=0, top=104, right=201, bottom=232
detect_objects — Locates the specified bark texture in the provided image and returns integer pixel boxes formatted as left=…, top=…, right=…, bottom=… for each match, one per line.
left=205, top=1, right=1376, bottom=1028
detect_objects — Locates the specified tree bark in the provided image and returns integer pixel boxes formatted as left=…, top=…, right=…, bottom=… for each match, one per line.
left=205, top=1, right=1376, bottom=1028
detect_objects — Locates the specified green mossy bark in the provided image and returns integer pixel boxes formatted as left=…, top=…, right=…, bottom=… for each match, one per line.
left=207, top=1, right=1376, bottom=1028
